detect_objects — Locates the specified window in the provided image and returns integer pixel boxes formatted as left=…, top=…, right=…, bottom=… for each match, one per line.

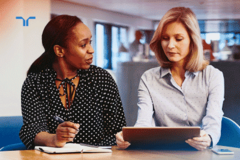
left=199, top=19, right=240, bottom=49
left=95, top=22, right=128, bottom=70
left=95, top=24, right=105, bottom=68
left=112, top=27, right=128, bottom=70
left=198, top=19, right=240, bottom=60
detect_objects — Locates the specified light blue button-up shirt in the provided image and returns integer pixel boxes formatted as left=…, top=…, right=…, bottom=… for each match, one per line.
left=135, top=65, right=224, bottom=146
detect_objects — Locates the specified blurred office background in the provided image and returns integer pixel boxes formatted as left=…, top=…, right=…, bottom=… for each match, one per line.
left=1, top=0, right=240, bottom=125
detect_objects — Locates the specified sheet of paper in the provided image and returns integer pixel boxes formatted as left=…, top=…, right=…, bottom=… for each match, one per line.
left=35, top=143, right=112, bottom=153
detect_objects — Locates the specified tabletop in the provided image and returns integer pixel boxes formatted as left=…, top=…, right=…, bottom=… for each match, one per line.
left=0, top=145, right=239, bottom=160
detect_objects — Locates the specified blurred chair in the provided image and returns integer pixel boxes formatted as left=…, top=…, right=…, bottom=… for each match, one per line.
left=0, top=116, right=26, bottom=151
left=0, top=143, right=26, bottom=151
left=217, top=116, right=240, bottom=148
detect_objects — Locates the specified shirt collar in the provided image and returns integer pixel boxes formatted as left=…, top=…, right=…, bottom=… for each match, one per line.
left=160, top=67, right=199, bottom=78
left=185, top=70, right=199, bottom=77
left=45, top=65, right=93, bottom=79
left=160, top=67, right=171, bottom=78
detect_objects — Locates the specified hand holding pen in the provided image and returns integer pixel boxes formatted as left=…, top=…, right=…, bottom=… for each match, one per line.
left=53, top=115, right=80, bottom=147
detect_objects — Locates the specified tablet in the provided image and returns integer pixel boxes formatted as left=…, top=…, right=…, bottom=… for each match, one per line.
left=122, top=127, right=200, bottom=148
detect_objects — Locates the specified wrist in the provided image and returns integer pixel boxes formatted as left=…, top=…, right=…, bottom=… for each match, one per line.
left=44, top=133, right=58, bottom=147
left=52, top=134, right=58, bottom=147
left=52, top=134, right=66, bottom=147
left=208, top=134, right=213, bottom=149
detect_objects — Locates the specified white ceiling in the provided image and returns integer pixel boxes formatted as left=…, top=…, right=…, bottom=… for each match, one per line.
left=63, top=0, right=240, bottom=20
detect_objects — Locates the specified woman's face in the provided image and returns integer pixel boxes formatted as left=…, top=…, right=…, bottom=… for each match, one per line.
left=63, top=23, right=94, bottom=70
left=161, top=21, right=191, bottom=66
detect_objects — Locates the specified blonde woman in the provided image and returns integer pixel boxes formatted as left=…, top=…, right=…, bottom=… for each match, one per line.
left=116, top=7, right=224, bottom=151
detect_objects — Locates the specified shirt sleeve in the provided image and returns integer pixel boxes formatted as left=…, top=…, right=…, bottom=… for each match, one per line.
left=98, top=72, right=126, bottom=146
left=202, top=67, right=224, bottom=147
left=19, top=76, right=49, bottom=149
left=134, top=74, right=155, bottom=127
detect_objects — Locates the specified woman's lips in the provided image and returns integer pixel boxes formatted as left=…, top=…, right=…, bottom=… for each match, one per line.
left=86, top=58, right=93, bottom=64
left=167, top=51, right=177, bottom=56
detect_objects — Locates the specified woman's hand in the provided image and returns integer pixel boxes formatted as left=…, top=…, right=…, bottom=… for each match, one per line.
left=116, top=131, right=131, bottom=149
left=185, top=130, right=211, bottom=151
left=54, top=121, right=80, bottom=147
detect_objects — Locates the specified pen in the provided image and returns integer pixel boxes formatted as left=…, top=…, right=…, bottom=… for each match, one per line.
left=39, top=147, right=45, bottom=152
left=53, top=115, right=65, bottom=123
left=53, top=115, right=79, bottom=131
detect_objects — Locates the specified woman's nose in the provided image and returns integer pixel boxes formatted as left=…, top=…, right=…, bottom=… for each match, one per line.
left=88, top=45, right=94, bottom=54
left=168, top=39, right=175, bottom=49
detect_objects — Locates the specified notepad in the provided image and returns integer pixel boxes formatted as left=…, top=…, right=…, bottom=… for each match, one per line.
left=35, top=143, right=112, bottom=154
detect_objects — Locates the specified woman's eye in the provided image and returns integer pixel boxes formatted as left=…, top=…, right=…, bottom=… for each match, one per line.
left=81, top=44, right=86, bottom=48
left=89, top=40, right=92, bottom=44
left=162, top=37, right=169, bottom=40
left=176, top=37, right=183, bottom=41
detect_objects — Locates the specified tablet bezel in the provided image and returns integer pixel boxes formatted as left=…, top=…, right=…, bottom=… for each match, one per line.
left=122, top=127, right=201, bottom=148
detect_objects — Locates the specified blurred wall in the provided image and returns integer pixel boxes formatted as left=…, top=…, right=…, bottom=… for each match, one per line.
left=0, top=0, right=50, bottom=116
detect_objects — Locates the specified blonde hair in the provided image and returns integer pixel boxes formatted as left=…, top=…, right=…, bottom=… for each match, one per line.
left=150, top=7, right=208, bottom=72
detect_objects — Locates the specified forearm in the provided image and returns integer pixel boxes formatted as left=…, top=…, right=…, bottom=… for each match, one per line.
left=134, top=79, right=154, bottom=127
left=202, top=68, right=224, bottom=146
left=34, top=132, right=57, bottom=147
left=20, top=78, right=50, bottom=149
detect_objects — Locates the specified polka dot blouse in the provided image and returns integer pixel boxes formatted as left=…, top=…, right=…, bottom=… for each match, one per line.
left=19, top=65, right=126, bottom=149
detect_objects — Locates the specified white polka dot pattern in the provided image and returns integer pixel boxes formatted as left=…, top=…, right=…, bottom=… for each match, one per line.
left=19, top=65, right=126, bottom=149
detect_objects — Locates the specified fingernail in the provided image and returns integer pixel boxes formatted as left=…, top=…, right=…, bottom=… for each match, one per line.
left=75, top=124, right=80, bottom=129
